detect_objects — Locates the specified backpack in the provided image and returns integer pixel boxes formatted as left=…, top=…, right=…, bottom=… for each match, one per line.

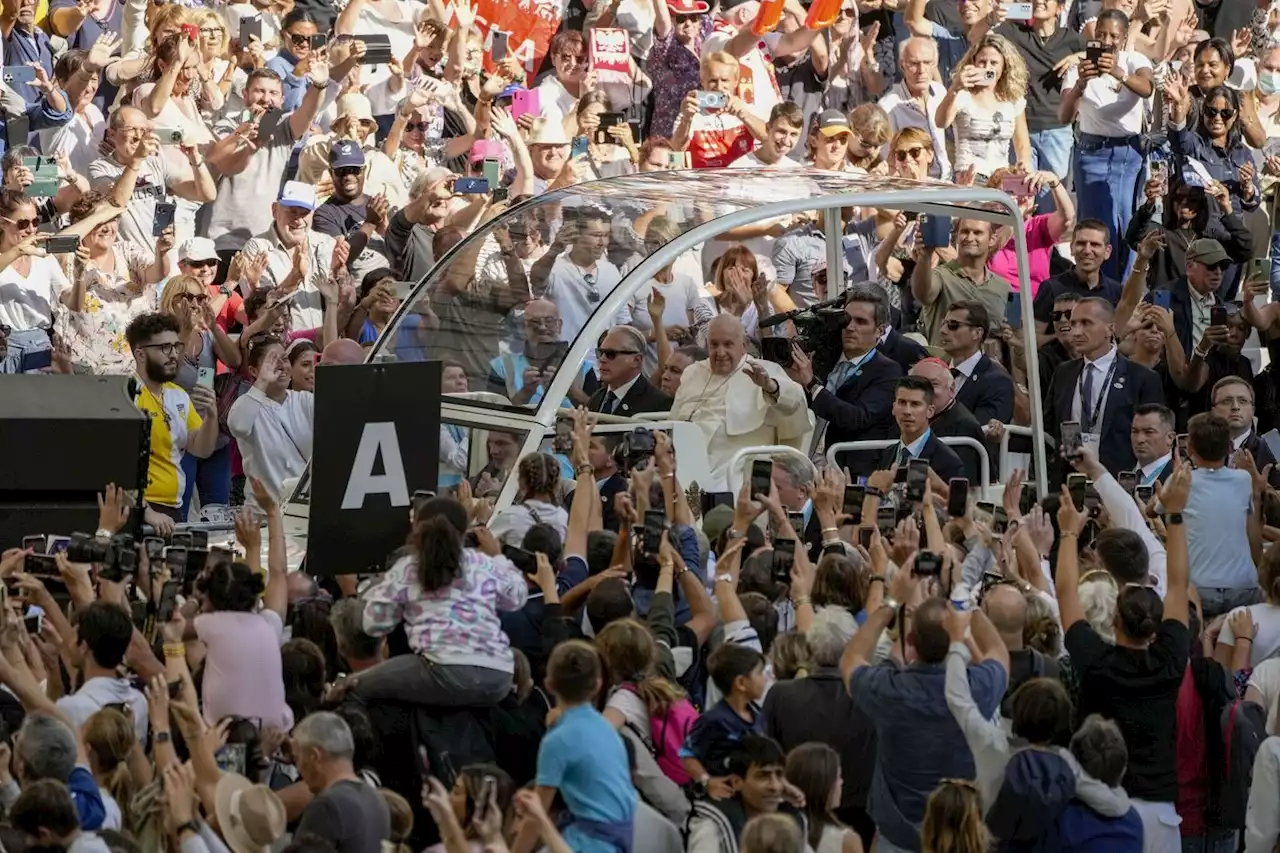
left=621, top=684, right=699, bottom=785
left=1217, top=698, right=1267, bottom=829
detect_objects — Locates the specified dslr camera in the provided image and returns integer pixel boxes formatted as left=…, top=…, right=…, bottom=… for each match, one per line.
left=67, top=532, right=139, bottom=581
left=614, top=427, right=657, bottom=474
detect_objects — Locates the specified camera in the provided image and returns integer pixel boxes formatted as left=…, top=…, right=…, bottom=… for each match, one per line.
left=66, top=532, right=138, bottom=580
left=762, top=296, right=849, bottom=382
left=614, top=427, right=657, bottom=474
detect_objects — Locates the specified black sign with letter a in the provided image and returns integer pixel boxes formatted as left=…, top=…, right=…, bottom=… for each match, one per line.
left=307, top=361, right=441, bottom=575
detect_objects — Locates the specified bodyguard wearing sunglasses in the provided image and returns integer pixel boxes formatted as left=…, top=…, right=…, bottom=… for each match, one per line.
left=587, top=325, right=673, bottom=416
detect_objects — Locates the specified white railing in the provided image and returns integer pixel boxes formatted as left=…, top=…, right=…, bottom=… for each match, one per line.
left=823, top=438, right=992, bottom=500
left=999, top=425, right=1057, bottom=497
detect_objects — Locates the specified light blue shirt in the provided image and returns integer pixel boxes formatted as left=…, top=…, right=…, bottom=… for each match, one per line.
left=536, top=704, right=636, bottom=853
left=1186, top=466, right=1256, bottom=589
left=893, top=428, right=933, bottom=461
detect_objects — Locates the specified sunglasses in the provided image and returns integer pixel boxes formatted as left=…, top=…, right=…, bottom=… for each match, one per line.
left=178, top=292, right=210, bottom=303
left=288, top=32, right=311, bottom=44
left=894, top=146, right=925, bottom=161
left=1051, top=309, right=1074, bottom=321
left=942, top=319, right=977, bottom=330
left=836, top=6, right=855, bottom=16
left=405, top=121, right=430, bottom=132
left=2, top=216, right=37, bottom=229
left=583, top=272, right=600, bottom=303
left=333, top=166, right=363, bottom=177
left=186, top=258, right=218, bottom=269
left=1203, top=106, right=1236, bottom=119
left=598, top=348, right=640, bottom=360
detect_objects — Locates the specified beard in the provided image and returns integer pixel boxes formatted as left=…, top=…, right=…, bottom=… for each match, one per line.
left=144, top=357, right=178, bottom=384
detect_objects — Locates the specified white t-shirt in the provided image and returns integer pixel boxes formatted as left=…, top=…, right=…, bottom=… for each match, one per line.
left=1062, top=51, right=1153, bottom=137
left=38, top=106, right=105, bottom=180
left=729, top=150, right=803, bottom=169
left=0, top=255, right=71, bottom=331
left=627, top=272, right=708, bottom=332
left=951, top=91, right=1025, bottom=178
left=55, top=676, right=149, bottom=742
left=544, top=254, right=630, bottom=341
left=1220, top=603, right=1280, bottom=669
left=342, top=0, right=418, bottom=116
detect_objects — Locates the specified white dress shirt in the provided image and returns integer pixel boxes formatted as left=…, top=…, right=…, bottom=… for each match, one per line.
left=227, top=387, right=315, bottom=510
left=1074, top=345, right=1118, bottom=424
left=951, top=350, right=983, bottom=393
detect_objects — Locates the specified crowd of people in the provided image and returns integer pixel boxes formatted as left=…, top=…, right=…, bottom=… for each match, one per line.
left=6, top=0, right=1280, bottom=850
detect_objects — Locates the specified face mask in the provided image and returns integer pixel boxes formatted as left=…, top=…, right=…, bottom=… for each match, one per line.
left=1260, top=70, right=1280, bottom=95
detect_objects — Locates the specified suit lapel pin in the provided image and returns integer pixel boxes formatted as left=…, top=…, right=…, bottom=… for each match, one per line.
left=621, top=403, right=630, bottom=412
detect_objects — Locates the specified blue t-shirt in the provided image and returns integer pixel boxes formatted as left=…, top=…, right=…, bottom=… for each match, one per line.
left=536, top=704, right=636, bottom=853
left=679, top=699, right=762, bottom=776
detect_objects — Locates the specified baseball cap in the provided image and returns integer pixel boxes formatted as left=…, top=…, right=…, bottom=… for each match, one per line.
left=816, top=109, right=851, bottom=137
left=1185, top=238, right=1229, bottom=267
left=499, top=83, right=525, bottom=100
left=666, top=0, right=710, bottom=12
left=179, top=237, right=218, bottom=263
left=701, top=504, right=735, bottom=542
left=278, top=180, right=317, bottom=211
left=329, top=139, right=366, bottom=170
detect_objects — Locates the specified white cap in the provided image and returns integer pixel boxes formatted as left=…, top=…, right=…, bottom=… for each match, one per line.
left=278, top=180, right=317, bottom=211
left=179, top=236, right=218, bottom=262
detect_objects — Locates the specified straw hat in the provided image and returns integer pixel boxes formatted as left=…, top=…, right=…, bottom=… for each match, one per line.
left=214, top=773, right=286, bottom=853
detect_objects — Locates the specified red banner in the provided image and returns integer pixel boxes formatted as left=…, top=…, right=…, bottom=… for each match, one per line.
left=463, top=0, right=570, bottom=79
left=588, top=28, right=630, bottom=85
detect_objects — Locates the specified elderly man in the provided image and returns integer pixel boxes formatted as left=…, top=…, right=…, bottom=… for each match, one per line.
left=671, top=314, right=810, bottom=484
left=87, top=106, right=216, bottom=248
left=488, top=298, right=582, bottom=405
left=910, top=358, right=986, bottom=484
left=771, top=455, right=822, bottom=559
left=877, top=37, right=950, bottom=180
left=527, top=117, right=572, bottom=194
left=292, top=712, right=391, bottom=849
left=239, top=181, right=338, bottom=332
left=589, top=325, right=673, bottom=416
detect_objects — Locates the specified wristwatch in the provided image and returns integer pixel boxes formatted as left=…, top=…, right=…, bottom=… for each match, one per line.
left=175, top=820, right=200, bottom=837
left=154, top=730, right=171, bottom=744
left=1164, top=512, right=1184, bottom=525
left=307, top=78, right=330, bottom=90
left=715, top=572, right=735, bottom=585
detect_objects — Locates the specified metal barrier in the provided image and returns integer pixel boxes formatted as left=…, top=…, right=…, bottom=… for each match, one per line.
left=725, top=446, right=819, bottom=496
left=999, top=425, right=1057, bottom=497
left=824, top=438, right=992, bottom=501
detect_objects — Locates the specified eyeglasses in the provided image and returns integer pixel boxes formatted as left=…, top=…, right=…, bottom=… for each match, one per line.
left=554, top=52, right=586, bottom=65
left=1203, top=261, right=1230, bottom=272
left=598, top=348, right=640, bottom=360
left=894, top=146, right=925, bottom=161
left=942, top=319, right=977, bottom=330
left=404, top=121, right=431, bottom=132
left=583, top=272, right=599, bottom=303
left=836, top=6, right=855, bottom=16
left=333, top=166, right=363, bottom=177
left=508, top=230, right=536, bottom=242
left=2, top=216, right=37, bottom=229
left=200, top=26, right=223, bottom=36
left=1203, top=106, right=1236, bottom=119
left=178, top=292, right=210, bottom=303
left=139, top=341, right=183, bottom=355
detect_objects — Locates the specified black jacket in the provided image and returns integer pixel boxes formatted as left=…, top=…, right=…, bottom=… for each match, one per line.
left=1144, top=277, right=1223, bottom=359
left=810, top=350, right=902, bottom=478
left=1125, top=205, right=1253, bottom=293
left=876, top=431, right=966, bottom=483
left=931, top=401, right=988, bottom=483
left=563, top=472, right=628, bottom=531
left=587, top=374, right=673, bottom=416
left=1044, top=354, right=1165, bottom=483
left=955, top=352, right=1015, bottom=426
left=876, top=328, right=929, bottom=374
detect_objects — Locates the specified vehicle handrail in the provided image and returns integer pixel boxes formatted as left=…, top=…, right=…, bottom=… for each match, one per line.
left=824, top=439, right=991, bottom=500
left=999, top=425, right=1057, bottom=497
left=725, top=446, right=819, bottom=496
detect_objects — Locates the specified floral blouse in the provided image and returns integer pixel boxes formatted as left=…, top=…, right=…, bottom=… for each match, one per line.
left=648, top=17, right=713, bottom=139
left=55, top=242, right=156, bottom=375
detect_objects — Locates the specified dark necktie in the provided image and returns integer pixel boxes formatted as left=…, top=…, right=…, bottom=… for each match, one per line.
left=602, top=391, right=618, bottom=415
left=896, top=444, right=911, bottom=467
left=1082, top=364, right=1096, bottom=425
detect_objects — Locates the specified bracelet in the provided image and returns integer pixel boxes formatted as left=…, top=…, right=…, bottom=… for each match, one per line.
left=1239, top=636, right=1254, bottom=644
left=575, top=464, right=593, bottom=477
left=1060, top=531, right=1080, bottom=539
left=162, top=643, right=186, bottom=658
left=821, top=527, right=839, bottom=535
left=792, top=595, right=811, bottom=608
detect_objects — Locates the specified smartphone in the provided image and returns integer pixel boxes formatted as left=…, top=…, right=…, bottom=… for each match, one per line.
left=215, top=742, right=246, bottom=776
left=1252, top=257, right=1269, bottom=283
left=20, top=348, right=51, bottom=372
left=1067, top=473, right=1087, bottom=512
left=490, top=29, right=509, bottom=62
left=1177, top=433, right=1189, bottom=457
left=946, top=478, right=969, bottom=517
left=992, top=507, right=1008, bottom=535
left=412, top=489, right=435, bottom=514
left=1135, top=484, right=1155, bottom=503
left=787, top=511, right=805, bottom=535
left=1210, top=304, right=1228, bottom=327
left=238, top=15, right=263, bottom=45
left=189, top=530, right=208, bottom=550
left=667, top=151, right=691, bottom=169
left=170, top=532, right=193, bottom=548
left=1001, top=1, right=1033, bottom=18
left=750, top=459, right=773, bottom=499
left=155, top=126, right=185, bottom=146
left=354, top=33, right=393, bottom=64
left=760, top=336, right=794, bottom=368
left=23, top=612, right=42, bottom=635
left=196, top=367, right=215, bottom=390
left=1085, top=40, right=1105, bottom=64
left=156, top=580, right=181, bottom=623
left=511, top=88, right=540, bottom=121
left=1150, top=159, right=1167, bottom=188
left=1005, top=292, right=1021, bottom=329
left=46, top=535, right=70, bottom=555
left=153, top=201, right=176, bottom=237
left=417, top=745, right=432, bottom=777
left=1018, top=484, right=1035, bottom=516
left=975, top=500, right=995, bottom=522
left=1060, top=420, right=1083, bottom=459
left=308, top=33, right=328, bottom=50
left=772, top=538, right=795, bottom=584
left=23, top=553, right=59, bottom=578
left=144, top=537, right=164, bottom=560
left=478, top=774, right=497, bottom=814
left=843, top=484, right=865, bottom=517
left=454, top=177, right=489, bottom=194
left=164, top=546, right=188, bottom=581
left=482, top=158, right=501, bottom=187
left=594, top=111, right=624, bottom=145
left=700, top=491, right=734, bottom=516
left=5, top=114, right=28, bottom=149
left=642, top=510, right=665, bottom=554
left=696, top=90, right=728, bottom=110
left=920, top=214, right=952, bottom=248
left=1117, top=470, right=1138, bottom=495
left=915, top=550, right=942, bottom=576
left=501, top=544, right=535, bottom=574
left=20, top=535, right=44, bottom=553
left=1000, top=175, right=1030, bottom=196
left=1, top=66, right=36, bottom=87
left=876, top=505, right=897, bottom=534
left=1262, top=428, right=1280, bottom=462
left=1083, top=483, right=1101, bottom=513
left=1151, top=290, right=1172, bottom=310
left=552, top=417, right=573, bottom=454
left=44, top=235, right=80, bottom=255
left=905, top=458, right=928, bottom=504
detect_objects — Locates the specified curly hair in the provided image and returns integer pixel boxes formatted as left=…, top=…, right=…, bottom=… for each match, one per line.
left=965, top=34, right=1028, bottom=103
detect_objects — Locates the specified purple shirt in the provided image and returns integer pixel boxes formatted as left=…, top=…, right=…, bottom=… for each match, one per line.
left=647, top=18, right=712, bottom=139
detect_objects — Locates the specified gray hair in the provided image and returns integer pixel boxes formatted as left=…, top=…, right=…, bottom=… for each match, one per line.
left=292, top=711, right=355, bottom=762
left=605, top=325, right=647, bottom=354
left=1070, top=714, right=1128, bottom=787
left=329, top=599, right=382, bottom=662
left=18, top=713, right=76, bottom=783
left=899, top=35, right=939, bottom=62
left=1078, top=576, right=1118, bottom=643
left=772, top=455, right=816, bottom=490
left=806, top=606, right=856, bottom=667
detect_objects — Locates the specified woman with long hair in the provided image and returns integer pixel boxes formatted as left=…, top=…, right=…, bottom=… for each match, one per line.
left=703, top=244, right=787, bottom=344
left=921, top=779, right=988, bottom=853
left=84, top=708, right=138, bottom=832
left=935, top=34, right=1031, bottom=182
left=423, top=764, right=517, bottom=853
left=0, top=191, right=71, bottom=372
left=489, top=453, right=568, bottom=548
left=1167, top=82, right=1261, bottom=226
left=572, top=90, right=637, bottom=181
left=359, top=496, right=529, bottom=707
left=784, top=743, right=863, bottom=853
left=287, top=339, right=318, bottom=391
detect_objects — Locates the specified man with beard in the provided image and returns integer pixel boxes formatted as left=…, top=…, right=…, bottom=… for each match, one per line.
left=1033, top=221, right=1124, bottom=336
left=240, top=181, right=339, bottom=332
left=486, top=299, right=589, bottom=407
left=912, top=217, right=1011, bottom=347
left=910, top=358, right=987, bottom=483
left=311, top=141, right=391, bottom=280
left=125, top=312, right=218, bottom=529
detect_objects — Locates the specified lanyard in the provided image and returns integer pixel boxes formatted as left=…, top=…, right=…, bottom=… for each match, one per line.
left=1078, top=356, right=1120, bottom=433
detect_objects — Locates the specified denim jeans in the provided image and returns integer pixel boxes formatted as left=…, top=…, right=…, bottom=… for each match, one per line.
left=351, top=656, right=514, bottom=708
left=1075, top=133, right=1145, bottom=280
left=1029, top=126, right=1075, bottom=213
left=1181, top=829, right=1237, bottom=853
left=180, top=442, right=234, bottom=521
left=0, top=328, right=51, bottom=373
left=1197, top=585, right=1264, bottom=620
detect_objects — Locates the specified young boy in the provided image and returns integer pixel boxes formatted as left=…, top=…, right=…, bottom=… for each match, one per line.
left=528, top=640, right=637, bottom=853
left=680, top=644, right=767, bottom=797
left=686, top=735, right=804, bottom=853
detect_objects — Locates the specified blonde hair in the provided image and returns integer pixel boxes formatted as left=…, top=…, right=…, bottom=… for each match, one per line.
left=770, top=632, right=814, bottom=680
left=596, top=619, right=686, bottom=715
left=741, top=814, right=804, bottom=853
left=159, top=274, right=205, bottom=315
left=921, top=779, right=989, bottom=853
left=84, top=708, right=138, bottom=831
left=190, top=9, right=230, bottom=57
left=965, top=34, right=1028, bottom=103
left=380, top=788, right=414, bottom=853
left=849, top=103, right=891, bottom=147
left=701, top=51, right=740, bottom=76
left=146, top=4, right=192, bottom=48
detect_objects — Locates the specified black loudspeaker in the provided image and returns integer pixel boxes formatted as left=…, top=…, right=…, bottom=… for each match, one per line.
left=0, top=375, right=150, bottom=548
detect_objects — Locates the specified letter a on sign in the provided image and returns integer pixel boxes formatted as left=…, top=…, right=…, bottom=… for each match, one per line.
left=341, top=422, right=411, bottom=509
